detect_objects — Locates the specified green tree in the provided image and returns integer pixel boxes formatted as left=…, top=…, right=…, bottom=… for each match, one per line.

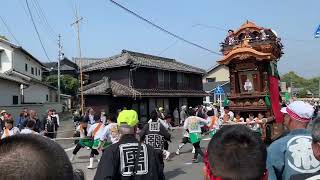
left=281, top=71, right=320, bottom=97
left=296, top=88, right=308, bottom=98
left=44, top=75, right=79, bottom=95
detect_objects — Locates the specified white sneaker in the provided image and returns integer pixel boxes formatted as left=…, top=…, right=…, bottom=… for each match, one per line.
left=87, top=158, right=94, bottom=169
left=175, top=149, right=180, bottom=155
left=165, top=151, right=171, bottom=160
left=192, top=147, right=195, bottom=154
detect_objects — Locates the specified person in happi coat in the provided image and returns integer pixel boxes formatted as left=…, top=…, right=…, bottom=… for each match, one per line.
left=70, top=118, right=91, bottom=161
left=100, top=114, right=120, bottom=149
left=86, top=114, right=105, bottom=169
left=183, top=109, right=208, bottom=163
left=267, top=101, right=320, bottom=180
left=42, top=109, right=58, bottom=139
left=140, top=110, right=171, bottom=170
left=94, top=110, right=164, bottom=180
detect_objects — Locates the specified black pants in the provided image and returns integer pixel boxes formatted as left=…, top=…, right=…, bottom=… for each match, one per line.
left=155, top=150, right=166, bottom=180
left=73, top=143, right=99, bottom=157
left=181, top=137, right=191, bottom=144
left=193, top=141, right=204, bottom=159
left=164, top=141, right=169, bottom=151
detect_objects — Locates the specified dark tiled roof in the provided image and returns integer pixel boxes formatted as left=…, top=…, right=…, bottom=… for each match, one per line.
left=83, top=77, right=112, bottom=95
left=82, top=77, right=139, bottom=97
left=60, top=64, right=77, bottom=71
left=43, top=62, right=57, bottom=68
left=73, top=57, right=105, bottom=67
left=82, top=50, right=205, bottom=74
left=43, top=58, right=78, bottom=71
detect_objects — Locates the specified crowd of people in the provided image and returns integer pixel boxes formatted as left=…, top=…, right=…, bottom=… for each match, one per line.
left=0, top=100, right=320, bottom=180
left=0, top=108, right=60, bottom=139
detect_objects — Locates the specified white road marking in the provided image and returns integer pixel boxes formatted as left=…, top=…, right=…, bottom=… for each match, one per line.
left=65, top=146, right=76, bottom=152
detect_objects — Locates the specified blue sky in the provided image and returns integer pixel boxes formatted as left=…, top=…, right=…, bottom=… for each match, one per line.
left=1, top=0, right=319, bottom=78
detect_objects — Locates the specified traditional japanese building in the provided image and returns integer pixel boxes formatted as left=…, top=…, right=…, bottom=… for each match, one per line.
left=81, top=50, right=207, bottom=122
left=43, top=57, right=79, bottom=78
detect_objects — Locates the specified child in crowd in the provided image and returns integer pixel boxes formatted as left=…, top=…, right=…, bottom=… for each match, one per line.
left=1, top=115, right=20, bottom=139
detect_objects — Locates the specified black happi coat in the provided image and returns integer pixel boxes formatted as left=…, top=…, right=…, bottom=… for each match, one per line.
left=139, top=121, right=171, bottom=153
left=94, top=134, right=164, bottom=180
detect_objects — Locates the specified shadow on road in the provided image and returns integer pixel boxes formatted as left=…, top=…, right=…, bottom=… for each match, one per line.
left=165, top=168, right=186, bottom=179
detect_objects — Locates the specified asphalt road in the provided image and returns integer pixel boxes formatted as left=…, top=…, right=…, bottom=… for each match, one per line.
left=56, top=116, right=210, bottom=180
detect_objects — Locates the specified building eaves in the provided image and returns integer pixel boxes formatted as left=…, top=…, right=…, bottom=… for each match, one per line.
left=0, top=38, right=45, bottom=67
left=82, top=50, right=206, bottom=74
left=0, top=73, right=28, bottom=85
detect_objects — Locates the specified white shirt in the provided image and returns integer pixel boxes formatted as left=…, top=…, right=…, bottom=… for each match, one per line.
left=52, top=114, right=60, bottom=126
left=20, top=128, right=39, bottom=135
left=88, top=114, right=95, bottom=125
left=183, top=116, right=207, bottom=133
left=100, top=123, right=120, bottom=144
left=220, top=111, right=235, bottom=122
left=76, top=125, right=88, bottom=138
left=101, top=115, right=107, bottom=125
left=87, top=123, right=105, bottom=140
left=148, top=119, right=169, bottom=130
left=1, top=127, right=20, bottom=139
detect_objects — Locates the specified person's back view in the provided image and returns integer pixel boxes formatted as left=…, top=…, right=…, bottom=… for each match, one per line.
left=0, top=134, right=75, bottom=180
left=204, top=125, right=267, bottom=180
left=94, top=110, right=164, bottom=180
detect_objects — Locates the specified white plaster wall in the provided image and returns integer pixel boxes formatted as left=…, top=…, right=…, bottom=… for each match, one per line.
left=203, top=66, right=230, bottom=83
left=13, top=50, right=42, bottom=81
left=23, top=83, right=50, bottom=103
left=0, top=42, right=13, bottom=73
left=0, top=79, right=21, bottom=106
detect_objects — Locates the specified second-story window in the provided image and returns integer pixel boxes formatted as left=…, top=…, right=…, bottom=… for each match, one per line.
left=25, top=64, right=28, bottom=72
left=31, top=67, right=34, bottom=75
left=158, top=70, right=164, bottom=89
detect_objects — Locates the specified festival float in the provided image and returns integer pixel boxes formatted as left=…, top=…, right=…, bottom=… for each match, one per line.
left=219, top=21, right=284, bottom=142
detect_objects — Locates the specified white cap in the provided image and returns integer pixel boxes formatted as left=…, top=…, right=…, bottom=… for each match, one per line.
left=0, top=110, right=6, bottom=114
left=281, top=101, right=314, bottom=122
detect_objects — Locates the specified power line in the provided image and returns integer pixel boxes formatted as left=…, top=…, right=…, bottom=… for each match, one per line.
left=32, top=0, right=57, bottom=36
left=30, top=0, right=56, bottom=42
left=158, top=24, right=226, bottom=55
left=108, top=0, right=222, bottom=56
left=0, top=15, right=21, bottom=45
left=25, top=0, right=51, bottom=61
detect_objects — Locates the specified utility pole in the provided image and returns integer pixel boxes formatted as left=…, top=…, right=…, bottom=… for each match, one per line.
left=57, top=34, right=62, bottom=103
left=71, top=8, right=84, bottom=115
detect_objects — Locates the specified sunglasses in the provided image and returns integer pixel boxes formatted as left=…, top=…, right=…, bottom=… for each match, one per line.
left=203, top=150, right=268, bottom=180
